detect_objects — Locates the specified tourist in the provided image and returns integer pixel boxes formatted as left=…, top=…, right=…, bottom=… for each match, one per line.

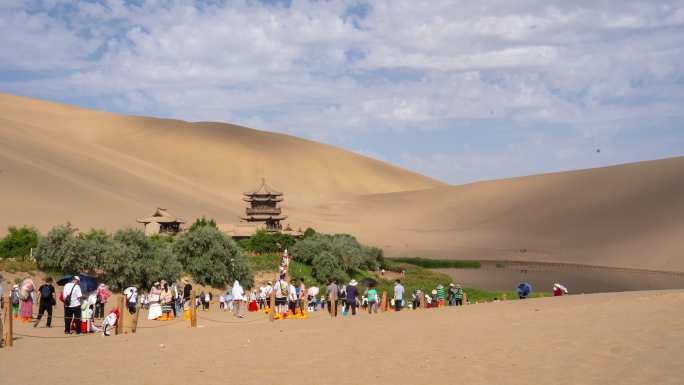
left=453, top=284, right=464, bottom=306
left=161, top=283, right=174, bottom=320
left=125, top=286, right=138, bottom=314
left=225, top=289, right=234, bottom=312
left=182, top=278, right=192, bottom=317
left=63, top=276, right=83, bottom=335
left=81, top=293, right=98, bottom=333
left=412, top=289, right=421, bottom=309
left=264, top=281, right=274, bottom=309
left=204, top=291, right=212, bottom=311
left=219, top=293, right=226, bottom=310
left=344, top=280, right=359, bottom=316
left=394, top=279, right=404, bottom=311
left=274, top=277, right=289, bottom=314
left=517, top=282, right=532, bottom=299
left=199, top=290, right=206, bottom=311
left=248, top=289, right=259, bottom=312
left=326, top=280, right=338, bottom=315
left=232, top=280, right=245, bottom=318
left=95, top=284, right=111, bottom=319
left=366, top=283, right=379, bottom=314
left=10, top=284, right=20, bottom=319
left=436, top=284, right=446, bottom=307
left=148, top=282, right=163, bottom=320
left=34, top=277, right=56, bottom=328
left=19, top=279, right=35, bottom=322
left=298, top=279, right=307, bottom=315
left=447, top=283, right=456, bottom=306
left=553, top=283, right=568, bottom=296
left=288, top=279, right=299, bottom=316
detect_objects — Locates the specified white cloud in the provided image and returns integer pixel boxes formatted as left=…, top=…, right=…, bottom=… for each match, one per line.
left=0, top=0, right=683, bottom=183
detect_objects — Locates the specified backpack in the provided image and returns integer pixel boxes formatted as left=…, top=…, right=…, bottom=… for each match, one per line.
left=11, top=290, right=20, bottom=304
left=278, top=281, right=288, bottom=297
left=40, top=284, right=52, bottom=299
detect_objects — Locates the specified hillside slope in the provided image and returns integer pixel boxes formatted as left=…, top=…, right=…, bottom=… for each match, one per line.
left=305, top=157, right=684, bottom=272
left=0, top=93, right=444, bottom=231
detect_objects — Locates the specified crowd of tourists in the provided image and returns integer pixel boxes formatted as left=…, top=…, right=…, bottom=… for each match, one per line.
left=0, top=252, right=569, bottom=343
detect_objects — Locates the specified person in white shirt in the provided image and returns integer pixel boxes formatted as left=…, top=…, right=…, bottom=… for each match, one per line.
left=288, top=279, right=299, bottom=316
left=62, top=276, right=83, bottom=335
left=231, top=280, right=245, bottom=318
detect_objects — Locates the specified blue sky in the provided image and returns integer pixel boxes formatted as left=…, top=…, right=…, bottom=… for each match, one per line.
left=1, top=0, right=683, bottom=184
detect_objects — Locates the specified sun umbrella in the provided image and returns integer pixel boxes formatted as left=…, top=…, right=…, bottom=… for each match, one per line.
left=361, top=277, right=378, bottom=287
left=553, top=283, right=568, bottom=294
left=57, top=274, right=99, bottom=293
left=20, top=278, right=35, bottom=300
left=517, top=282, right=532, bottom=299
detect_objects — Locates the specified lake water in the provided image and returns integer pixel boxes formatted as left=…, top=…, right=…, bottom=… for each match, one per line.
left=438, top=262, right=684, bottom=294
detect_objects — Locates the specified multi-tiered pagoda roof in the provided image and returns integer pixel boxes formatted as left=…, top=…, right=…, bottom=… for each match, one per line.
left=240, top=179, right=287, bottom=230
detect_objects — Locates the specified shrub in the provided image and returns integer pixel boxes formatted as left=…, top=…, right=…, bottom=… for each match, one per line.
left=302, top=227, right=317, bottom=239
left=188, top=216, right=217, bottom=232
left=34, top=224, right=96, bottom=274
left=174, top=226, right=252, bottom=288
left=311, top=251, right=347, bottom=283
left=102, top=228, right=182, bottom=291
left=390, top=257, right=481, bottom=269
left=0, top=226, right=39, bottom=260
left=238, top=229, right=295, bottom=254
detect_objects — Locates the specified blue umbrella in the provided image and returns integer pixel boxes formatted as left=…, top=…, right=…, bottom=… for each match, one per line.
left=517, top=282, right=532, bottom=299
left=57, top=274, right=99, bottom=293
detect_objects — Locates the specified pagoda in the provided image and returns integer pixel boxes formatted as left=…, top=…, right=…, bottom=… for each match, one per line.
left=240, top=178, right=287, bottom=231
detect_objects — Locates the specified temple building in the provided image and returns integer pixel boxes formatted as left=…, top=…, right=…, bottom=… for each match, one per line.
left=240, top=178, right=288, bottom=231
left=137, top=208, right=185, bottom=236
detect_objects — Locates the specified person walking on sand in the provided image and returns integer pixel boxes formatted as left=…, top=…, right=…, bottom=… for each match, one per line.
left=394, top=279, right=405, bottom=311
left=453, top=284, right=464, bottom=306
left=344, top=280, right=359, bottom=316
left=63, top=276, right=83, bottom=335
left=366, top=283, right=379, bottom=314
left=34, top=277, right=56, bottom=327
left=232, top=280, right=246, bottom=318
left=10, top=284, right=20, bottom=319
left=326, top=280, right=338, bottom=315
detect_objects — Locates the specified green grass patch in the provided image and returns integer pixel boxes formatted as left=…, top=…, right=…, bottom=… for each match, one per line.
left=246, top=253, right=280, bottom=272
left=0, top=259, right=37, bottom=273
left=390, top=257, right=481, bottom=269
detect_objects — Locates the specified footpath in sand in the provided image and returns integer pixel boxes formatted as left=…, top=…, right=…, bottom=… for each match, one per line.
left=2, top=290, right=683, bottom=385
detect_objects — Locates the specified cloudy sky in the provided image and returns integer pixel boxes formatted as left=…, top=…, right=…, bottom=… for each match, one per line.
left=1, top=0, right=683, bottom=184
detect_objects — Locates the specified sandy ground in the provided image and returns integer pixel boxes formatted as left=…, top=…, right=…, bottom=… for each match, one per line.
left=1, top=290, right=683, bottom=385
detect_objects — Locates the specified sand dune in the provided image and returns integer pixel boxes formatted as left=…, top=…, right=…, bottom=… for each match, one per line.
left=1, top=93, right=682, bottom=272
left=308, top=157, right=684, bottom=272
left=0, top=93, right=443, bottom=231
left=2, top=290, right=683, bottom=385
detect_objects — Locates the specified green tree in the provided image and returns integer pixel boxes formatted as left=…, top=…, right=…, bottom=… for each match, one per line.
left=0, top=226, right=39, bottom=260
left=311, top=251, right=347, bottom=283
left=174, top=226, right=252, bottom=288
left=188, top=216, right=217, bottom=232
left=34, top=224, right=95, bottom=274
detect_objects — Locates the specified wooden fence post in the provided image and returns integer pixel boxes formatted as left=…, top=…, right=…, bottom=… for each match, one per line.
left=269, top=289, right=276, bottom=322
left=381, top=291, right=388, bottom=312
left=116, top=295, right=125, bottom=335
left=419, top=292, right=426, bottom=309
left=190, top=291, right=197, bottom=328
left=2, top=294, right=12, bottom=347
left=463, top=292, right=469, bottom=305
left=131, top=302, right=141, bottom=333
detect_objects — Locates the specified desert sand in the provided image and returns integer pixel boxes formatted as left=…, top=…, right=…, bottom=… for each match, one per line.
left=1, top=93, right=683, bottom=273
left=1, top=290, right=683, bottom=385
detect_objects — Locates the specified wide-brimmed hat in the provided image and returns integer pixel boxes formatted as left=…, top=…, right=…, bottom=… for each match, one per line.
left=449, top=283, right=455, bottom=287
left=431, top=290, right=437, bottom=295
left=73, top=275, right=80, bottom=281
left=349, top=280, right=358, bottom=286
left=13, top=284, right=19, bottom=289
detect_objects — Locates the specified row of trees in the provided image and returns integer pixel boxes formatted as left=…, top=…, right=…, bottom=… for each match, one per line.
left=291, top=232, right=384, bottom=283
left=0, top=226, right=39, bottom=259
left=33, top=223, right=253, bottom=291
left=2, top=221, right=383, bottom=290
